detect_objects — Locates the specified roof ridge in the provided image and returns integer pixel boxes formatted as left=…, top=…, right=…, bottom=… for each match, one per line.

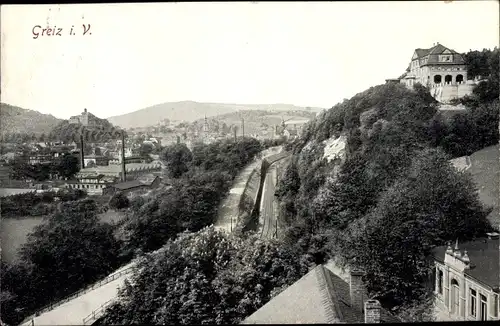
left=314, top=265, right=343, bottom=323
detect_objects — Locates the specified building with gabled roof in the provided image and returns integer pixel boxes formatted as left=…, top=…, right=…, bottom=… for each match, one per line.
left=390, top=43, right=478, bottom=103
left=242, top=262, right=400, bottom=324
left=431, top=233, right=499, bottom=321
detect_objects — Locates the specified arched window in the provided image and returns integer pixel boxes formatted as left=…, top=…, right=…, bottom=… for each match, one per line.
left=445, top=75, right=453, bottom=83
left=451, top=279, right=460, bottom=314
left=434, top=75, right=442, bottom=83
left=456, top=74, right=464, bottom=83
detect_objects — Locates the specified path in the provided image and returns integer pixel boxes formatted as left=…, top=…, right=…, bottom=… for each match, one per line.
left=24, top=274, right=130, bottom=326
left=214, top=146, right=282, bottom=233
left=21, top=146, right=283, bottom=325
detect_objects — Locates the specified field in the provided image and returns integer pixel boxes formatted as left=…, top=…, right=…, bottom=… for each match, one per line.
left=1, top=216, right=46, bottom=263
left=1, top=209, right=127, bottom=264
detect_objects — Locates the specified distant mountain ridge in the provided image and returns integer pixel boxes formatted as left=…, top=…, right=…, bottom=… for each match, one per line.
left=0, top=103, right=62, bottom=136
left=106, top=101, right=324, bottom=129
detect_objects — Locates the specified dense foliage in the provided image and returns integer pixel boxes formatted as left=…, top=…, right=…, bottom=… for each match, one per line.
left=121, top=138, right=265, bottom=254
left=98, top=227, right=309, bottom=325
left=1, top=199, right=123, bottom=325
left=276, top=78, right=495, bottom=311
left=109, top=192, right=130, bottom=210
left=1, top=188, right=86, bottom=218
left=463, top=47, right=499, bottom=104
left=9, top=153, right=80, bottom=181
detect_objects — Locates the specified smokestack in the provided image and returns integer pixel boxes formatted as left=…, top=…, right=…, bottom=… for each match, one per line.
left=242, top=118, right=245, bottom=138
left=350, top=270, right=366, bottom=312
left=121, top=131, right=126, bottom=182
left=364, top=299, right=381, bottom=323
left=234, top=127, right=237, bottom=142
left=80, top=134, right=85, bottom=169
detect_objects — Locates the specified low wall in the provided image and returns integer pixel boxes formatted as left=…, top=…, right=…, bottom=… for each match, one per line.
left=242, top=151, right=290, bottom=234
left=232, top=167, right=261, bottom=235
left=431, top=83, right=475, bottom=103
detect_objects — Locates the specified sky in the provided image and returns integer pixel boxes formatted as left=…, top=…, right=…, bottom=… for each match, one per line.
left=1, top=1, right=498, bottom=119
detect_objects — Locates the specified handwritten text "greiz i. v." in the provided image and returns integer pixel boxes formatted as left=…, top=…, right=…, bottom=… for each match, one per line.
left=32, top=24, right=92, bottom=39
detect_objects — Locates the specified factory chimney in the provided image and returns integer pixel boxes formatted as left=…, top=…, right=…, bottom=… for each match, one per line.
left=121, top=131, right=126, bottom=182
left=80, top=134, right=85, bottom=169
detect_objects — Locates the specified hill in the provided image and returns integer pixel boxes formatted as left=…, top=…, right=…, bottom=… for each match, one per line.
left=106, top=101, right=324, bottom=129
left=277, top=82, right=496, bottom=311
left=191, top=109, right=316, bottom=136
left=0, top=103, right=62, bottom=136
left=49, top=110, right=123, bottom=142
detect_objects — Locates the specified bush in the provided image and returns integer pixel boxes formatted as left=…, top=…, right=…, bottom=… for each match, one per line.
left=98, top=227, right=309, bottom=325
left=1, top=199, right=123, bottom=325
left=109, top=192, right=130, bottom=210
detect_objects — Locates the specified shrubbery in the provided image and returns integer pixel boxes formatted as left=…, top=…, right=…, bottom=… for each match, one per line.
left=276, top=79, right=495, bottom=311
left=121, top=137, right=264, bottom=253
left=1, top=188, right=86, bottom=218
left=109, top=192, right=130, bottom=210
left=98, top=227, right=310, bottom=325
left=1, top=199, right=123, bottom=325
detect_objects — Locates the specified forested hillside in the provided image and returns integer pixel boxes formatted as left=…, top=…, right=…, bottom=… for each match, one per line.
left=48, top=112, right=125, bottom=142
left=275, top=48, right=499, bottom=317
left=0, top=103, right=61, bottom=137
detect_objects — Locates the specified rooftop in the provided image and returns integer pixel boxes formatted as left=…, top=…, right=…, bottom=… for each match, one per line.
left=242, top=263, right=399, bottom=324
left=78, top=162, right=161, bottom=176
left=111, top=180, right=147, bottom=191
left=432, top=237, right=499, bottom=290
left=413, top=43, right=465, bottom=66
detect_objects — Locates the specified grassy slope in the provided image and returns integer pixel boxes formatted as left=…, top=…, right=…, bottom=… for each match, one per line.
left=467, top=144, right=500, bottom=227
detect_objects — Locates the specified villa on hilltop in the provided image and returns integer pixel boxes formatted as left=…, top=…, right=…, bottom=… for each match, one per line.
left=387, top=43, right=481, bottom=103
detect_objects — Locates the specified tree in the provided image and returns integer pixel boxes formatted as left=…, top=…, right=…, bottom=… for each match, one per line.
left=109, top=192, right=130, bottom=210
left=161, top=143, right=193, bottom=179
left=339, top=148, right=492, bottom=306
left=139, top=143, right=154, bottom=157
left=38, top=133, right=46, bottom=143
left=53, top=154, right=80, bottom=179
left=56, top=188, right=86, bottom=201
left=3, top=199, right=123, bottom=325
left=99, top=227, right=308, bottom=325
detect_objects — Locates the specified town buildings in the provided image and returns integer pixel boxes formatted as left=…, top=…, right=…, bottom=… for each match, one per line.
left=65, top=173, right=117, bottom=196
left=393, top=43, right=478, bottom=103
left=273, top=119, right=308, bottom=140
left=431, top=233, right=499, bottom=321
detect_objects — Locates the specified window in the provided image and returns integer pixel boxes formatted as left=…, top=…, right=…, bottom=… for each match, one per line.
left=493, top=294, right=498, bottom=318
left=451, top=279, right=460, bottom=314
left=480, top=294, right=487, bottom=321
left=437, top=269, right=443, bottom=294
left=470, top=289, right=477, bottom=317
